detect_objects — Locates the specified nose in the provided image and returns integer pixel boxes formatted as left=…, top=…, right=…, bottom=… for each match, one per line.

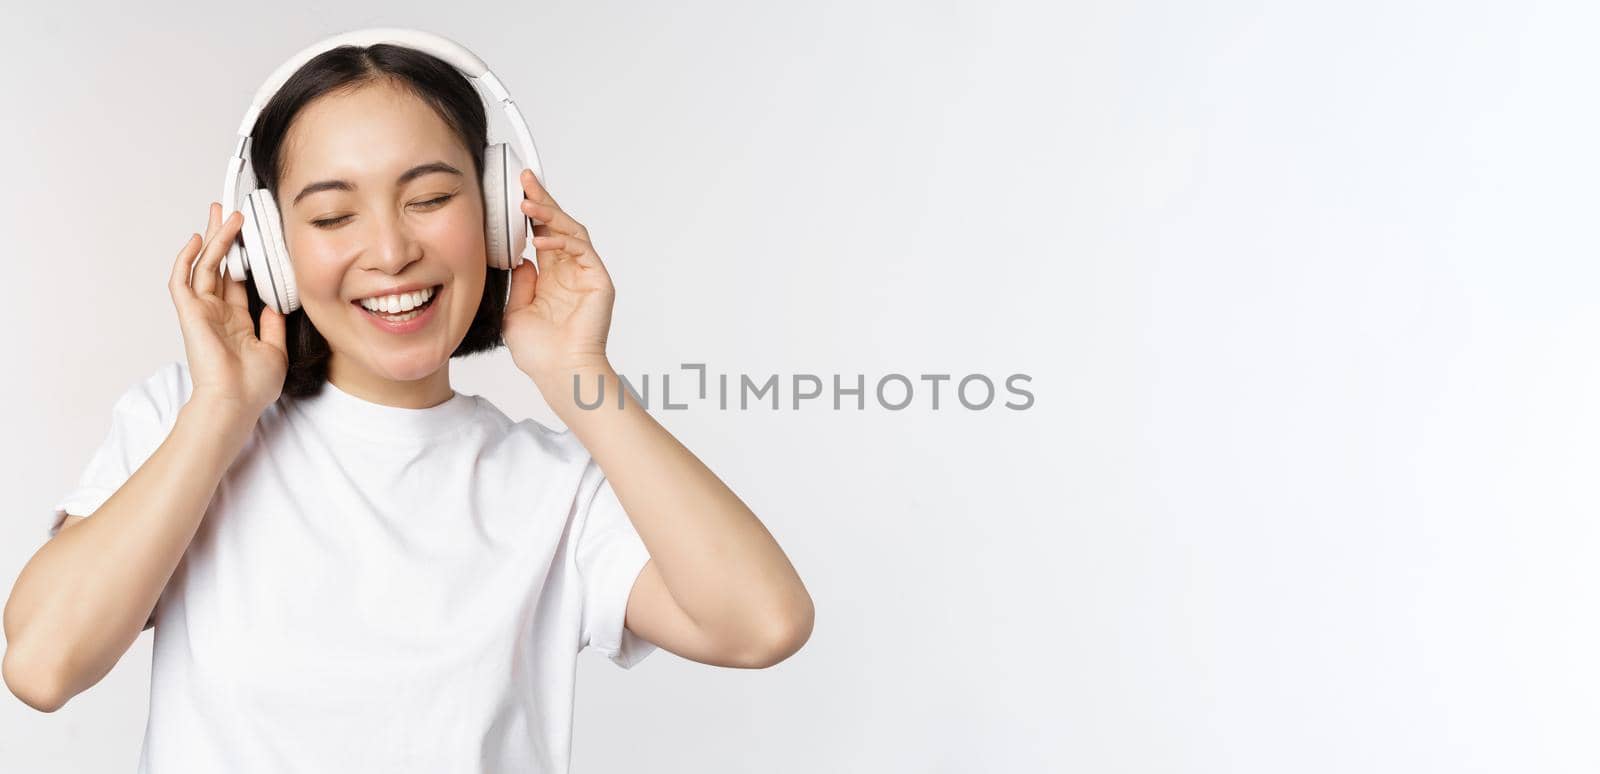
left=362, top=206, right=424, bottom=275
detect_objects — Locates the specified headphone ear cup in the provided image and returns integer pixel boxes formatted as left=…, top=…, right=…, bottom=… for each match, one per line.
left=225, top=161, right=259, bottom=282
left=242, top=189, right=300, bottom=314
left=237, top=190, right=279, bottom=312
left=481, top=142, right=531, bottom=271
left=256, top=192, right=299, bottom=313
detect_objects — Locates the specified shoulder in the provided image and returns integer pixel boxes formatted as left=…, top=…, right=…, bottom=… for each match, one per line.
left=470, top=396, right=594, bottom=467
left=151, top=360, right=194, bottom=405
left=108, top=360, right=193, bottom=425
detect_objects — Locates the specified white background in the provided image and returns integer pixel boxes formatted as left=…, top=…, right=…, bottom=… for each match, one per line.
left=3, top=0, right=1596, bottom=771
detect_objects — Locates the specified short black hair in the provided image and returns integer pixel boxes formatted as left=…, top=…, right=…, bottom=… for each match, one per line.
left=243, top=43, right=508, bottom=399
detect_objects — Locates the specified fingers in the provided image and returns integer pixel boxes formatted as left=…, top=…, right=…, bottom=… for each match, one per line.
left=170, top=233, right=203, bottom=302
left=519, top=169, right=591, bottom=242
left=193, top=209, right=243, bottom=298
left=190, top=203, right=222, bottom=285
left=257, top=305, right=287, bottom=353
left=223, top=273, right=248, bottom=310
left=520, top=197, right=590, bottom=242
left=531, top=234, right=594, bottom=265
left=205, top=201, right=221, bottom=237
left=519, top=168, right=558, bottom=207
left=506, top=258, right=537, bottom=313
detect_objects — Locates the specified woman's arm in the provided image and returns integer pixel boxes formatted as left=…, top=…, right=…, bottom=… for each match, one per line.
left=5, top=203, right=285, bottom=712
left=537, top=365, right=815, bottom=667
left=500, top=169, right=811, bottom=667
left=2, top=399, right=256, bottom=712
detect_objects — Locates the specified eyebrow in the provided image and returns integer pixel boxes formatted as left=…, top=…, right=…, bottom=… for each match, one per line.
left=291, top=161, right=464, bottom=206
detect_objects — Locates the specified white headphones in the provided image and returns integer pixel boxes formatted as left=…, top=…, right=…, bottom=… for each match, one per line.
left=219, top=27, right=545, bottom=314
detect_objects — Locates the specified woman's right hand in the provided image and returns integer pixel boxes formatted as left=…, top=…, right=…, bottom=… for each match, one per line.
left=169, top=202, right=288, bottom=417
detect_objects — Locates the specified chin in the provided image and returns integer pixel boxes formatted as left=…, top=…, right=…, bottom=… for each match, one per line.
left=370, top=352, right=451, bottom=383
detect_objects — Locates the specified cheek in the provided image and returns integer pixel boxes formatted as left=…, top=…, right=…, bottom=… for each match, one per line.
left=283, top=240, right=349, bottom=302
left=427, top=208, right=486, bottom=256
left=425, top=212, right=489, bottom=288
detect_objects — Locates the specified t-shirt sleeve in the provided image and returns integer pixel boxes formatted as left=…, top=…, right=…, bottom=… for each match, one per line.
left=572, top=456, right=657, bottom=670
left=48, top=362, right=191, bottom=540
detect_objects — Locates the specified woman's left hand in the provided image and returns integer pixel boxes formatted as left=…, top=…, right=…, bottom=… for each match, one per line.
left=503, top=168, right=616, bottom=386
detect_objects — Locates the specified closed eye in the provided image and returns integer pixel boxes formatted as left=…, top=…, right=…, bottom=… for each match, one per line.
left=414, top=194, right=455, bottom=210
left=310, top=194, right=457, bottom=230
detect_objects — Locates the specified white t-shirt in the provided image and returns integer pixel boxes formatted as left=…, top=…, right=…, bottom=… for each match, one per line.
left=48, top=361, right=657, bottom=773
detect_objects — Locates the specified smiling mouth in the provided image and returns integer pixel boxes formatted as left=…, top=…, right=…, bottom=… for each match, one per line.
left=353, top=284, right=444, bottom=323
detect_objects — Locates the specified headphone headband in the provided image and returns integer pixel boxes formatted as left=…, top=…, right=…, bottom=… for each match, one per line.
left=238, top=28, right=492, bottom=134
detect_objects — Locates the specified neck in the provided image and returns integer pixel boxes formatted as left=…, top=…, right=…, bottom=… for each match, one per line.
left=326, top=355, right=454, bottom=409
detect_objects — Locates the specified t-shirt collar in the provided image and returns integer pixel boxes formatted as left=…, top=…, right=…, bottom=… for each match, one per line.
left=290, top=378, right=480, bottom=443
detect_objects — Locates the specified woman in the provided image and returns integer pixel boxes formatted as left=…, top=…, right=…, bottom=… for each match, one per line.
left=2, top=40, right=813, bottom=771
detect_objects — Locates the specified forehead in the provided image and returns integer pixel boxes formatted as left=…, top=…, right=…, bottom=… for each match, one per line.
left=279, top=81, right=469, bottom=186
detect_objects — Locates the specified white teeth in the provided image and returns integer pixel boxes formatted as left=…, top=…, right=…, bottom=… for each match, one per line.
left=378, top=306, right=425, bottom=322
left=359, top=286, right=434, bottom=313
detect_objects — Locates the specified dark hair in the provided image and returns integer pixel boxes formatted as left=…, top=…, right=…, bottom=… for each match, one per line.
left=244, top=43, right=508, bottom=399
